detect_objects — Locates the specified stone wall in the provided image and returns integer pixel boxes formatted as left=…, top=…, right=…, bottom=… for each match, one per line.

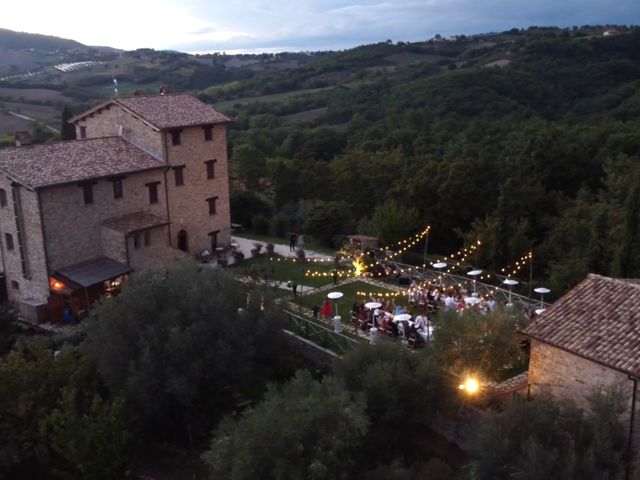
left=529, top=339, right=640, bottom=475
left=127, top=225, right=188, bottom=272
left=0, top=175, right=49, bottom=305
left=100, top=226, right=127, bottom=264
left=164, top=123, right=231, bottom=254
left=40, top=169, right=168, bottom=272
left=75, top=104, right=163, bottom=159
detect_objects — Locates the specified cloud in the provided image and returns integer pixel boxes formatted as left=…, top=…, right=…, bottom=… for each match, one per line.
left=2, top=0, right=640, bottom=52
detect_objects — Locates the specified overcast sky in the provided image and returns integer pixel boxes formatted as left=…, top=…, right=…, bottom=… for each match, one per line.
left=3, top=0, right=639, bottom=53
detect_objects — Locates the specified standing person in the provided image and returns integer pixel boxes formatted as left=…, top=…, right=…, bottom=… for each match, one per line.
left=289, top=233, right=298, bottom=252
left=297, top=233, right=304, bottom=249
left=332, top=269, right=338, bottom=285
left=291, top=280, right=298, bottom=296
left=321, top=298, right=332, bottom=318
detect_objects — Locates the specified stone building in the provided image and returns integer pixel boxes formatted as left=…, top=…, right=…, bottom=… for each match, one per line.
left=522, top=273, right=640, bottom=478
left=0, top=93, right=231, bottom=322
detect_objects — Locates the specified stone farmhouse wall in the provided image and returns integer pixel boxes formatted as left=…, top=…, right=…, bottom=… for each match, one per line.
left=164, top=124, right=231, bottom=254
left=76, top=104, right=231, bottom=255
left=40, top=169, right=169, bottom=272
left=75, top=104, right=163, bottom=159
left=100, top=225, right=127, bottom=264
left=126, top=224, right=187, bottom=273
left=0, top=175, right=49, bottom=304
left=529, top=339, right=640, bottom=475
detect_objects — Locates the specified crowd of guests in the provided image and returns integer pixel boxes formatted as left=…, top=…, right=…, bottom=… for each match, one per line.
left=350, top=297, right=433, bottom=344
left=406, top=280, right=497, bottom=313
left=346, top=280, right=499, bottom=346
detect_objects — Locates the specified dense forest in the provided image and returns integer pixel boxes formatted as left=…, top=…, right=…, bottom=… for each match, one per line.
left=212, top=26, right=640, bottom=294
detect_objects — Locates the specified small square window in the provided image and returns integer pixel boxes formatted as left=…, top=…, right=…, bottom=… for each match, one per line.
left=203, top=125, right=213, bottom=142
left=174, top=166, right=185, bottom=186
left=5, top=233, right=13, bottom=251
left=205, top=159, right=216, bottom=180
left=82, top=184, right=93, bottom=204
left=11, top=280, right=19, bottom=290
left=171, top=130, right=181, bottom=146
left=207, top=196, right=218, bottom=215
left=146, top=182, right=160, bottom=204
left=113, top=179, right=123, bottom=199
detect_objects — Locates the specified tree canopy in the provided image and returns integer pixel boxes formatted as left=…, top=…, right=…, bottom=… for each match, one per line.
left=86, top=262, right=289, bottom=438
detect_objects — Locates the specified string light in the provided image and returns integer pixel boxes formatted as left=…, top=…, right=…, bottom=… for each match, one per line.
left=356, top=290, right=402, bottom=298
left=498, top=250, right=533, bottom=278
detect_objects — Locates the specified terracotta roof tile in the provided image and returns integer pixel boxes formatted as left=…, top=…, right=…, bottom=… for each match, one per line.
left=0, top=137, right=164, bottom=189
left=101, top=211, right=168, bottom=234
left=115, top=94, right=230, bottom=128
left=522, top=274, right=640, bottom=377
left=70, top=94, right=230, bottom=129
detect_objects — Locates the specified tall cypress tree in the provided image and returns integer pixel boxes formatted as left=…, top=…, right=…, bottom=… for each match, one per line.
left=60, top=105, right=76, bottom=141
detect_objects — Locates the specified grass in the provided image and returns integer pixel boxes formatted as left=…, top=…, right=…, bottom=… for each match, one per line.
left=230, top=254, right=344, bottom=288
left=291, top=280, right=407, bottom=314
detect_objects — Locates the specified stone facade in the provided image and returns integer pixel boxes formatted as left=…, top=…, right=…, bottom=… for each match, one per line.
left=75, top=104, right=163, bottom=159
left=0, top=178, right=49, bottom=305
left=39, top=169, right=168, bottom=272
left=0, top=94, right=231, bottom=318
left=164, top=123, right=231, bottom=254
left=78, top=101, right=231, bottom=255
left=529, top=339, right=640, bottom=476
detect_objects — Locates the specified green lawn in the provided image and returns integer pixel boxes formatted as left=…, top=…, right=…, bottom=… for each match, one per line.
left=230, top=254, right=343, bottom=288
left=291, top=280, right=407, bottom=314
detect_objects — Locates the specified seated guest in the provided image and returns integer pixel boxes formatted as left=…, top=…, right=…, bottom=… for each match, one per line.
left=486, top=295, right=496, bottom=311
left=413, top=313, right=431, bottom=342
left=378, top=313, right=389, bottom=331
left=444, top=294, right=457, bottom=311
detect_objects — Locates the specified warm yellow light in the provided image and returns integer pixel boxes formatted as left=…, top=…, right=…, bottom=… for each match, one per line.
left=459, top=378, right=480, bottom=394
left=352, top=256, right=365, bottom=276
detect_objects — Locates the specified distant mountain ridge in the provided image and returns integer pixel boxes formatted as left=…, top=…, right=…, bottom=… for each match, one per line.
left=0, top=28, right=85, bottom=51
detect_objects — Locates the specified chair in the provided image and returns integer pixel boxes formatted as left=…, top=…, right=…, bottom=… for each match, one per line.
left=407, top=332, right=419, bottom=350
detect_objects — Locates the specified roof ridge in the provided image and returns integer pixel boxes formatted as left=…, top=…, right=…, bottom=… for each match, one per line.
left=0, top=135, right=123, bottom=152
left=587, top=272, right=640, bottom=289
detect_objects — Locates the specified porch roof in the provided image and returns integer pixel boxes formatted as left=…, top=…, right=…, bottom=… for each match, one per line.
left=51, top=256, right=132, bottom=289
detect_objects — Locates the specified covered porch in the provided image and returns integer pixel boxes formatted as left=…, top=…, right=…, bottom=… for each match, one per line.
left=48, top=256, right=132, bottom=323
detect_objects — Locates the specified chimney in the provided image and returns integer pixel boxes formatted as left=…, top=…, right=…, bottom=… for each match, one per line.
left=14, top=131, right=33, bottom=147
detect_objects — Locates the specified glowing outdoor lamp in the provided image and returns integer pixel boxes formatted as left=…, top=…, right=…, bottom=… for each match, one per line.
left=458, top=377, right=480, bottom=395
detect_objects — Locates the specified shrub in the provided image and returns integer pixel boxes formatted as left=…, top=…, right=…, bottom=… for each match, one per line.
left=270, top=213, right=288, bottom=238
left=251, top=215, right=270, bottom=234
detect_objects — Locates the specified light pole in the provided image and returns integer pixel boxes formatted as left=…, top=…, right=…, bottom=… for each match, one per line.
left=534, top=287, right=550, bottom=315
left=467, top=269, right=482, bottom=294
left=503, top=279, right=519, bottom=307
left=327, top=291, right=344, bottom=332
